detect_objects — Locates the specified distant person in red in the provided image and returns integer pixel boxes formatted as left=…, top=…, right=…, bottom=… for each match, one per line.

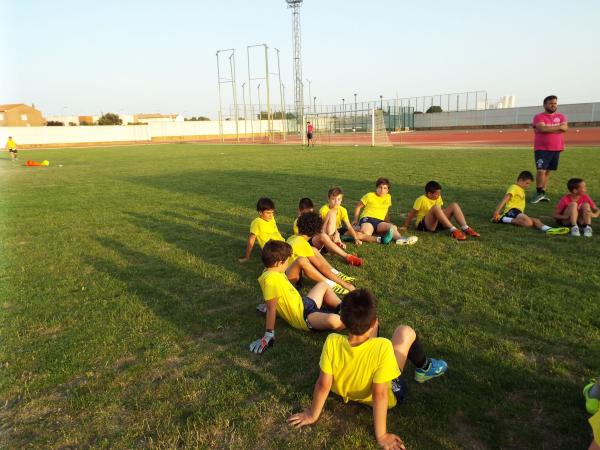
left=306, top=121, right=314, bottom=147
left=531, top=95, right=568, bottom=203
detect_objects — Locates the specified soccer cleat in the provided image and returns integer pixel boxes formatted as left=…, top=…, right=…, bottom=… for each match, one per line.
left=396, top=236, right=418, bottom=245
left=584, top=382, right=600, bottom=415
left=391, top=376, right=408, bottom=405
left=571, top=226, right=581, bottom=237
left=545, top=227, right=569, bottom=236
left=381, top=227, right=395, bottom=245
left=463, top=227, right=480, bottom=238
left=451, top=229, right=466, bottom=241
left=531, top=193, right=550, bottom=204
left=256, top=303, right=267, bottom=314
left=332, top=284, right=350, bottom=296
left=337, top=271, right=357, bottom=282
left=584, top=226, right=593, bottom=238
left=345, top=255, right=363, bottom=267
left=414, top=358, right=448, bottom=384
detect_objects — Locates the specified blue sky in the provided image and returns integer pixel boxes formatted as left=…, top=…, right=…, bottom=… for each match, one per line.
left=2, top=0, right=599, bottom=118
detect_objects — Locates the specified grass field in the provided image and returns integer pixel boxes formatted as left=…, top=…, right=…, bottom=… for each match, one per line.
left=1, top=143, right=599, bottom=449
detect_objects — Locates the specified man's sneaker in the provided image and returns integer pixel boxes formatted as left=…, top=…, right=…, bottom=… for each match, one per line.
left=391, top=376, right=408, bottom=405
left=463, top=227, right=480, bottom=238
left=583, top=382, right=600, bottom=415
left=396, top=236, right=418, bottom=245
left=256, top=303, right=267, bottom=314
left=345, top=255, right=363, bottom=267
left=546, top=227, right=570, bottom=236
left=584, top=226, right=593, bottom=238
left=381, top=227, right=395, bottom=245
left=571, top=226, right=581, bottom=237
left=531, top=193, right=550, bottom=203
left=332, top=284, right=350, bottom=295
left=451, top=229, right=466, bottom=241
left=414, top=358, right=448, bottom=383
left=337, top=271, right=356, bottom=282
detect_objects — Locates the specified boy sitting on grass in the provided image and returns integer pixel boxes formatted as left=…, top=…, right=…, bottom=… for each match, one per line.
left=288, top=289, right=447, bottom=449
left=553, top=178, right=599, bottom=237
left=401, top=180, right=479, bottom=241
left=353, top=178, right=418, bottom=246
left=295, top=196, right=364, bottom=267
left=239, top=197, right=284, bottom=263
left=492, top=171, right=569, bottom=235
left=249, top=240, right=345, bottom=354
left=287, top=212, right=356, bottom=295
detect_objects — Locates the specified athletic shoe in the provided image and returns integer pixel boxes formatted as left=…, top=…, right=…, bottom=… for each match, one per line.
left=381, top=227, right=395, bottom=245
left=332, top=284, right=350, bottom=295
left=583, top=382, right=600, bottom=415
left=396, top=236, right=418, bottom=245
left=531, top=193, right=550, bottom=203
left=391, top=376, right=408, bottom=405
left=414, top=358, right=448, bottom=384
left=546, top=227, right=570, bottom=236
left=451, top=229, right=466, bottom=241
left=571, top=226, right=581, bottom=237
left=337, top=271, right=357, bottom=282
left=256, top=303, right=267, bottom=314
left=340, top=235, right=354, bottom=242
left=345, top=255, right=363, bottom=267
left=463, top=227, right=480, bottom=238
left=584, top=226, right=593, bottom=238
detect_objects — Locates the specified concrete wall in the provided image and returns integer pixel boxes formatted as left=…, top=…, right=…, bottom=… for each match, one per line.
left=414, top=102, right=600, bottom=129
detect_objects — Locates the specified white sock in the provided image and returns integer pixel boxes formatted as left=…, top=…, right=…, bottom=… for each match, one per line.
left=572, top=225, right=579, bottom=231
left=376, top=236, right=382, bottom=243
left=461, top=225, right=469, bottom=231
left=541, top=225, right=551, bottom=231
left=331, top=268, right=340, bottom=275
left=585, top=225, right=592, bottom=230
left=325, top=279, right=335, bottom=287
left=449, top=226, right=457, bottom=233
left=501, top=217, right=513, bottom=224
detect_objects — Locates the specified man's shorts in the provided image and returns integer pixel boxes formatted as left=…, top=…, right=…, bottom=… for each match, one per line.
left=417, top=219, right=444, bottom=232
left=501, top=208, right=522, bottom=221
left=534, top=150, right=561, bottom=171
left=8, top=149, right=17, bottom=154
left=306, top=132, right=313, bottom=140
left=302, top=295, right=339, bottom=330
left=358, top=217, right=383, bottom=230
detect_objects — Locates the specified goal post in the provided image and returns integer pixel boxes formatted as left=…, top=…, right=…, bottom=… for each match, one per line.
left=371, top=108, right=392, bottom=147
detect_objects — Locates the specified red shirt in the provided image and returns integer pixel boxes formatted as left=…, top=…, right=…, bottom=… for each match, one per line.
left=307, top=124, right=314, bottom=133
left=554, top=193, right=597, bottom=216
left=532, top=112, right=567, bottom=151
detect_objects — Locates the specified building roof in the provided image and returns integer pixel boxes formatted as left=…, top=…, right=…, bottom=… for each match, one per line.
left=0, top=103, right=28, bottom=111
left=135, top=113, right=177, bottom=119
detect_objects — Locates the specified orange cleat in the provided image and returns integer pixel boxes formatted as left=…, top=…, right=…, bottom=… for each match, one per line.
left=346, top=255, right=364, bottom=266
left=451, top=229, right=466, bottom=241
left=463, top=227, right=480, bottom=238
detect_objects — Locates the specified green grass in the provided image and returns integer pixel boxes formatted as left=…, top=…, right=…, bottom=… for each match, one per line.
left=1, top=144, right=599, bottom=449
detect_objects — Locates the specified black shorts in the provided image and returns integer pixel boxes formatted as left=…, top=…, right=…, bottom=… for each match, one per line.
left=9, top=149, right=17, bottom=154
left=306, top=132, right=313, bottom=139
left=337, top=226, right=348, bottom=236
left=302, top=296, right=339, bottom=330
left=501, top=208, right=522, bottom=221
left=358, top=217, right=383, bottom=230
left=417, top=220, right=444, bottom=232
left=534, top=150, right=561, bottom=171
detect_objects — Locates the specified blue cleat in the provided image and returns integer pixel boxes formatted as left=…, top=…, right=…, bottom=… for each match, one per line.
left=414, top=358, right=448, bottom=383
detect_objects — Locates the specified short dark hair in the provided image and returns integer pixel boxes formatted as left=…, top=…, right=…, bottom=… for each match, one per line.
left=261, top=240, right=291, bottom=268
left=340, top=289, right=377, bottom=335
left=425, top=180, right=442, bottom=193
left=298, top=197, right=314, bottom=210
left=328, top=186, right=344, bottom=198
left=543, top=95, right=557, bottom=105
left=256, top=197, right=275, bottom=212
left=567, top=178, right=584, bottom=192
left=296, top=211, right=323, bottom=237
left=376, top=177, right=390, bottom=188
left=517, top=171, right=534, bottom=182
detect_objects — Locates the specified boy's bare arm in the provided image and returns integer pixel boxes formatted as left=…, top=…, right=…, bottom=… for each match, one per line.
left=288, top=371, right=333, bottom=427
left=239, top=233, right=257, bottom=263
left=343, top=218, right=362, bottom=244
left=352, top=202, right=365, bottom=225
left=400, top=209, right=417, bottom=229
left=372, top=383, right=405, bottom=450
left=493, top=194, right=512, bottom=220
left=249, top=299, right=277, bottom=354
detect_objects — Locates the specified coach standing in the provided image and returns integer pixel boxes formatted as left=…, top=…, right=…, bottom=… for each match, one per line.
left=531, top=95, right=568, bottom=203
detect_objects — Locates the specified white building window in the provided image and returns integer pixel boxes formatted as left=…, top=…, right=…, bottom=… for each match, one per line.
left=21, top=114, right=28, bottom=121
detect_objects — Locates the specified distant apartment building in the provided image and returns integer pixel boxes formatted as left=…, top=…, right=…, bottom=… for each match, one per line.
left=0, top=103, right=46, bottom=126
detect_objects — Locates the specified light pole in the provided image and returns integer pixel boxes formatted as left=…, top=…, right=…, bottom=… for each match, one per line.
left=353, top=93, right=357, bottom=130
left=241, top=82, right=247, bottom=136
left=257, top=83, right=262, bottom=135
left=313, top=96, right=316, bottom=115
left=342, top=98, right=345, bottom=132
left=306, top=78, right=312, bottom=114
left=380, top=95, right=383, bottom=111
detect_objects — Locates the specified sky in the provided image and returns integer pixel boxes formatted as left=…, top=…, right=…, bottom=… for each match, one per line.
left=2, top=0, right=600, bottom=118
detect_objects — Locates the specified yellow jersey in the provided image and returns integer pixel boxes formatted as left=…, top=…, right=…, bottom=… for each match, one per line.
left=590, top=411, right=600, bottom=446
left=6, top=138, right=17, bottom=150
left=360, top=192, right=391, bottom=221
left=249, top=216, right=284, bottom=249
left=503, top=184, right=526, bottom=214
left=319, top=204, right=349, bottom=229
left=320, top=333, right=400, bottom=408
left=412, top=194, right=443, bottom=226
left=258, top=270, right=308, bottom=331
left=287, top=234, right=314, bottom=264
left=292, top=218, right=299, bottom=235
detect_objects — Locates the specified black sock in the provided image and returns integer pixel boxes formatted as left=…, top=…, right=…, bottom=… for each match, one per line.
left=537, top=187, right=545, bottom=195
left=407, top=334, right=428, bottom=369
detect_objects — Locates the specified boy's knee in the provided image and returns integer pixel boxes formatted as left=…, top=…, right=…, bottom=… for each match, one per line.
left=581, top=203, right=591, bottom=212
left=393, top=325, right=416, bottom=343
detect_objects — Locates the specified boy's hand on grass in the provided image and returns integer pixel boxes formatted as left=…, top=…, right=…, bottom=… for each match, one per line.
left=249, top=331, right=275, bottom=354
left=354, top=238, right=362, bottom=246
left=377, top=433, right=406, bottom=450
left=287, top=409, right=317, bottom=427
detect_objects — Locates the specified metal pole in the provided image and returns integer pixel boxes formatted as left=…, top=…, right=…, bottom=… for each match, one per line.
left=275, top=48, right=286, bottom=141
left=229, top=52, right=239, bottom=143
left=306, top=79, right=312, bottom=114
left=246, top=46, right=254, bottom=142
left=342, top=98, right=345, bottom=132
left=354, top=93, right=357, bottom=130
left=264, top=44, right=273, bottom=143
left=257, top=83, right=262, bottom=136
left=242, top=82, right=247, bottom=138
left=313, top=96, right=316, bottom=115
left=216, top=51, right=224, bottom=143
left=371, top=107, right=375, bottom=147
left=380, top=95, right=383, bottom=111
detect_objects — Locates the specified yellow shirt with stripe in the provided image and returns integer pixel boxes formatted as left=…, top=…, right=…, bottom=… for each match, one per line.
left=413, top=194, right=444, bottom=226
left=590, top=411, right=600, bottom=446
left=249, top=217, right=284, bottom=249
left=319, top=333, right=400, bottom=408
left=258, top=270, right=308, bottom=331
left=360, top=192, right=392, bottom=221
left=319, top=204, right=349, bottom=229
left=292, top=218, right=299, bottom=235
left=287, top=234, right=314, bottom=264
left=503, top=184, right=526, bottom=214
left=6, top=139, right=16, bottom=150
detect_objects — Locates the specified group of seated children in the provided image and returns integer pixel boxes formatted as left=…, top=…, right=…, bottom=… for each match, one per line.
left=492, top=172, right=598, bottom=237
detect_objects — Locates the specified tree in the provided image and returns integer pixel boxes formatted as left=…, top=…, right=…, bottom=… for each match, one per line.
left=97, top=113, right=122, bottom=125
left=426, top=105, right=443, bottom=113
left=46, top=120, right=64, bottom=126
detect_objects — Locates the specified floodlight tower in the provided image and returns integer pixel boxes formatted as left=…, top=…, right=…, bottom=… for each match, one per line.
left=286, top=0, right=304, bottom=133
